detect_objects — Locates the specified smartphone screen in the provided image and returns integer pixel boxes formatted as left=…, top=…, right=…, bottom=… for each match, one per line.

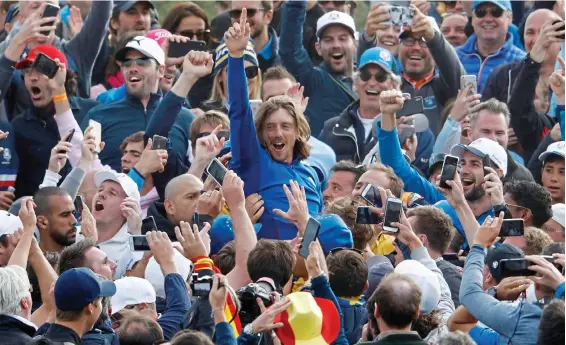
left=89, top=120, right=102, bottom=153
left=500, top=259, right=535, bottom=278
left=396, top=97, right=424, bottom=118
left=299, top=217, right=321, bottom=258
left=383, top=197, right=402, bottom=233
left=130, top=235, right=151, bottom=251
left=168, top=40, right=207, bottom=58
left=74, top=195, right=84, bottom=216
left=361, top=184, right=382, bottom=208
left=41, top=3, right=60, bottom=35
left=141, top=216, right=158, bottom=234
left=460, top=75, right=477, bottom=96
left=206, top=158, right=228, bottom=186
left=439, top=155, right=459, bottom=189
left=33, top=53, right=59, bottom=79
left=356, top=206, right=381, bottom=224
left=499, top=219, right=525, bottom=237
left=151, top=135, right=167, bottom=150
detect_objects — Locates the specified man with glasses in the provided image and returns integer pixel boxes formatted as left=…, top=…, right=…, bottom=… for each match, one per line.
left=456, top=0, right=526, bottom=93
left=230, top=1, right=280, bottom=73
left=440, top=12, right=469, bottom=47
left=503, top=180, right=553, bottom=228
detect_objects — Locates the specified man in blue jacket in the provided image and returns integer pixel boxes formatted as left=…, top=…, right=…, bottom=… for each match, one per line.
left=81, top=36, right=193, bottom=172
left=279, top=1, right=358, bottom=135
left=225, top=10, right=323, bottom=240
left=456, top=0, right=526, bottom=93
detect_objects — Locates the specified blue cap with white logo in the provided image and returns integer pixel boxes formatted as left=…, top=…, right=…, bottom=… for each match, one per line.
left=472, top=0, right=512, bottom=12
left=358, top=47, right=394, bottom=73
left=55, top=268, right=116, bottom=311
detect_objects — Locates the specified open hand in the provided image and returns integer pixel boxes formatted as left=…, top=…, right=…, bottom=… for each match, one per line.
left=473, top=212, right=504, bottom=248
left=175, top=221, right=211, bottom=260
left=273, top=180, right=309, bottom=236
left=68, top=6, right=84, bottom=37
left=194, top=125, right=226, bottom=165
left=285, top=83, right=309, bottom=114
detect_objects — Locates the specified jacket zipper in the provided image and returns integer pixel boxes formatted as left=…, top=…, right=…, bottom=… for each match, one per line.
left=332, top=125, right=360, bottom=162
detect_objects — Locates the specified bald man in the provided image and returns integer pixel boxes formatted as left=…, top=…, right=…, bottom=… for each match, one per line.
left=483, top=9, right=563, bottom=103
left=146, top=174, right=204, bottom=239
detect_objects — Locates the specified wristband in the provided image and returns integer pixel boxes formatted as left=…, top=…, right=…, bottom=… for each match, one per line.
left=53, top=93, right=67, bottom=103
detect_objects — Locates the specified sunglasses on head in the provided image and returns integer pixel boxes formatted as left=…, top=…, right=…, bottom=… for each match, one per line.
left=319, top=1, right=347, bottom=5
left=359, top=68, right=388, bottom=83
left=401, top=37, right=428, bottom=48
left=329, top=247, right=364, bottom=256
left=179, top=29, right=210, bottom=41
left=245, top=66, right=259, bottom=79
left=474, top=6, right=504, bottom=18
left=196, top=130, right=230, bottom=141
left=122, top=56, right=153, bottom=68
left=230, top=8, right=265, bottom=19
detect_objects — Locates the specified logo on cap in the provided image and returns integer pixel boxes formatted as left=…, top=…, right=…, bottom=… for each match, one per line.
left=380, top=50, right=391, bottom=62
left=492, top=261, right=498, bottom=269
left=329, top=12, right=340, bottom=20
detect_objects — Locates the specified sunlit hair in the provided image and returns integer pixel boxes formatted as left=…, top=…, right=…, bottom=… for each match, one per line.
left=210, top=67, right=262, bottom=102
left=254, top=96, right=311, bottom=160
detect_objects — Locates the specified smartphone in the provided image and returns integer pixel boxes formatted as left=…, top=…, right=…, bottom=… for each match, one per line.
left=250, top=100, right=262, bottom=117
left=130, top=235, right=151, bottom=251
left=141, top=216, right=158, bottom=234
left=499, top=219, right=525, bottom=237
left=553, top=20, right=565, bottom=40
left=383, top=197, right=402, bottom=233
left=500, top=258, right=536, bottom=278
left=206, top=158, right=228, bottom=186
left=168, top=40, right=207, bottom=58
left=299, top=217, right=321, bottom=258
left=151, top=135, right=167, bottom=150
left=385, top=5, right=415, bottom=26
left=439, top=155, right=459, bottom=189
left=89, top=120, right=102, bottom=153
left=32, top=53, right=59, bottom=79
left=396, top=96, right=424, bottom=118
left=41, top=3, right=60, bottom=35
left=191, top=212, right=205, bottom=231
left=361, top=184, right=382, bottom=208
left=460, top=75, right=477, bottom=96
left=58, top=129, right=75, bottom=154
left=74, top=195, right=84, bottom=215
left=483, top=154, right=492, bottom=177
left=356, top=206, right=381, bottom=224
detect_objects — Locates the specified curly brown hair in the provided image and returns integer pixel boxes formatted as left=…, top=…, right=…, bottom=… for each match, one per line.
left=324, top=197, right=373, bottom=250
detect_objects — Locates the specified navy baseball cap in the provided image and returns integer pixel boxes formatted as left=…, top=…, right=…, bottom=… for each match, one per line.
left=55, top=268, right=116, bottom=311
left=358, top=47, right=394, bottom=73
left=485, top=244, right=524, bottom=283
left=4, top=5, right=19, bottom=26
left=472, top=0, right=512, bottom=12
left=113, top=1, right=154, bottom=15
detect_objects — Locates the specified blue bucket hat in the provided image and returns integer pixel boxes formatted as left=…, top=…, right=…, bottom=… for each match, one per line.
left=213, top=38, right=259, bottom=76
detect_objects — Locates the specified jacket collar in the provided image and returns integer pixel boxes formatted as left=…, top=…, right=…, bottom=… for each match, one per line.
left=125, top=90, right=163, bottom=108
left=336, top=100, right=361, bottom=129
left=460, top=33, right=514, bottom=56
left=0, top=314, right=37, bottom=333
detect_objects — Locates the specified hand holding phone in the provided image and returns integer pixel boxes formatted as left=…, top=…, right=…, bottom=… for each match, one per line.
left=382, top=197, right=402, bottom=233
left=41, top=3, right=60, bottom=36
left=89, top=120, right=102, bottom=153
left=439, top=155, right=459, bottom=189
left=74, top=195, right=84, bottom=216
left=206, top=158, right=228, bottom=186
left=499, top=219, right=524, bottom=237
left=168, top=40, right=207, bottom=58
left=361, top=184, right=382, bottom=208
left=460, top=75, right=477, bottom=96
left=32, top=53, right=59, bottom=79
left=299, top=217, right=321, bottom=258
left=151, top=135, right=167, bottom=150
left=130, top=235, right=151, bottom=251
left=141, top=216, right=158, bottom=234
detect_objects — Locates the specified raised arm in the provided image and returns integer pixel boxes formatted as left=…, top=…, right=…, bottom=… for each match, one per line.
left=8, top=199, right=36, bottom=268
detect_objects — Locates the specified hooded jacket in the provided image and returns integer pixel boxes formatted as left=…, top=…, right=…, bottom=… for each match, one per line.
left=456, top=33, right=526, bottom=93
left=228, top=56, right=323, bottom=240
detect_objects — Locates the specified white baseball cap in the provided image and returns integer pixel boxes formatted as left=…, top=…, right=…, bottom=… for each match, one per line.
left=115, top=36, right=165, bottom=66
left=316, top=11, right=356, bottom=38
left=395, top=260, right=440, bottom=314
left=145, top=250, right=193, bottom=298
left=111, top=277, right=156, bottom=315
left=451, top=138, right=508, bottom=177
left=539, top=141, right=565, bottom=162
left=94, top=171, right=141, bottom=202
left=0, top=210, right=23, bottom=237
left=551, top=203, right=565, bottom=229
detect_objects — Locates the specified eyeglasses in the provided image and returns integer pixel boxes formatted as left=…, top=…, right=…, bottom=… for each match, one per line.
left=329, top=247, right=364, bottom=256
left=230, top=8, right=265, bottom=19
left=179, top=29, right=211, bottom=41
left=245, top=66, right=259, bottom=79
left=401, top=38, right=428, bottom=48
left=506, top=203, right=531, bottom=213
left=319, top=1, right=347, bottom=6
left=122, top=57, right=153, bottom=68
left=474, top=6, right=504, bottom=18
left=195, top=130, right=230, bottom=141
left=359, top=68, right=389, bottom=83
left=441, top=11, right=468, bottom=19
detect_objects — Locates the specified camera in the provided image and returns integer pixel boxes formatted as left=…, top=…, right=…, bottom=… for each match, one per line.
left=190, top=269, right=214, bottom=297
left=237, top=278, right=279, bottom=326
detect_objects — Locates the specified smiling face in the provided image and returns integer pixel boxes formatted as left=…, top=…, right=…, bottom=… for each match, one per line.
left=471, top=3, right=511, bottom=45
left=122, top=50, right=164, bottom=100
left=541, top=158, right=565, bottom=204
left=316, top=25, right=356, bottom=75
left=399, top=37, right=435, bottom=80
left=323, top=170, right=358, bottom=205
left=261, top=108, right=298, bottom=164
left=231, top=1, right=271, bottom=39
left=458, top=151, right=487, bottom=202
left=471, top=110, right=509, bottom=148
left=111, top=2, right=151, bottom=37
left=524, top=9, right=561, bottom=56
left=441, top=14, right=468, bottom=47
left=92, top=181, right=128, bottom=226
left=376, top=25, right=401, bottom=56
left=356, top=65, right=396, bottom=112
left=42, top=194, right=78, bottom=247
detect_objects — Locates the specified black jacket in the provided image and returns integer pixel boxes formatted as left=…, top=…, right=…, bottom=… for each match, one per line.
left=0, top=314, right=35, bottom=345
left=319, top=101, right=377, bottom=164
left=146, top=202, right=176, bottom=240
left=34, top=323, right=81, bottom=344
left=436, top=259, right=462, bottom=308
left=506, top=149, right=535, bottom=183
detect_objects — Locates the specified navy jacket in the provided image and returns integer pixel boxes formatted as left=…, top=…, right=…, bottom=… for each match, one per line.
left=337, top=298, right=368, bottom=345
left=257, top=27, right=282, bottom=73
left=0, top=315, right=35, bottom=345
left=158, top=273, right=192, bottom=340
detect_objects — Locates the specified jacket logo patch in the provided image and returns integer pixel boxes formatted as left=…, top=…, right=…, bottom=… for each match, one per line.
left=2, top=149, right=11, bottom=164
left=424, top=96, right=437, bottom=110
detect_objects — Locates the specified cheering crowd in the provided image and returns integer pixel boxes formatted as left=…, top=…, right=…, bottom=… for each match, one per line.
left=0, top=0, right=565, bottom=345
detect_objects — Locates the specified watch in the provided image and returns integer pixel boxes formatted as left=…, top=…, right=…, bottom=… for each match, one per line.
left=243, top=323, right=258, bottom=336
left=487, top=287, right=498, bottom=299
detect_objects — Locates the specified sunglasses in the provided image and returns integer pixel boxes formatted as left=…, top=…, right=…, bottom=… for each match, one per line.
left=230, top=8, right=265, bottom=19
left=196, top=130, right=230, bottom=141
left=319, top=1, right=347, bottom=5
left=474, top=6, right=504, bottom=18
left=359, top=68, right=389, bottom=83
left=401, top=37, right=428, bottom=48
left=245, top=65, right=259, bottom=79
left=329, top=247, right=364, bottom=256
left=441, top=11, right=468, bottom=19
left=179, top=29, right=210, bottom=41
left=122, top=57, right=153, bottom=68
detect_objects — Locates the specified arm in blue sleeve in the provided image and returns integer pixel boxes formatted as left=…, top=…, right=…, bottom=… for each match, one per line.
left=311, top=274, right=348, bottom=345
left=157, top=273, right=191, bottom=340
left=168, top=110, right=193, bottom=166
left=215, top=322, right=237, bottom=345
left=127, top=169, right=145, bottom=191
left=469, top=325, right=500, bottom=345
left=0, top=55, right=16, bottom=101
left=558, top=104, right=565, bottom=140
left=459, top=245, right=525, bottom=339
left=378, top=126, right=445, bottom=203
left=432, top=116, right=461, bottom=156
left=145, top=92, right=188, bottom=141
left=227, top=56, right=262, bottom=176
left=555, top=282, right=565, bottom=299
